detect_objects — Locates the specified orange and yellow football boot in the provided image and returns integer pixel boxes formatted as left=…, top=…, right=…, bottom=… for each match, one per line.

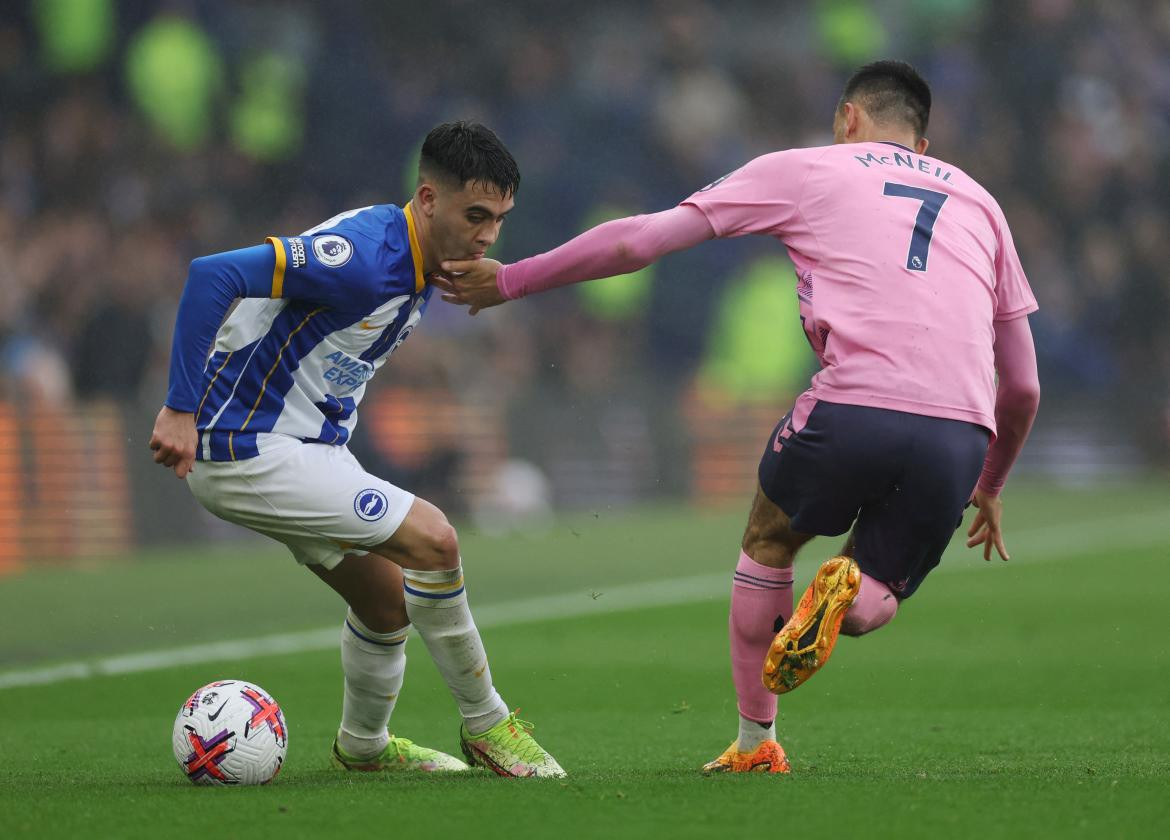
left=762, top=556, right=861, bottom=694
left=701, top=740, right=791, bottom=775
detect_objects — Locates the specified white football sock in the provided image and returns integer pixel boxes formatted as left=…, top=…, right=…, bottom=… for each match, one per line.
left=402, top=564, right=508, bottom=734
left=737, top=713, right=776, bottom=752
left=336, top=609, right=409, bottom=759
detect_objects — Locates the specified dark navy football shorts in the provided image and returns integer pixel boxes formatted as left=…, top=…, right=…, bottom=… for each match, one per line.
left=758, top=397, right=990, bottom=600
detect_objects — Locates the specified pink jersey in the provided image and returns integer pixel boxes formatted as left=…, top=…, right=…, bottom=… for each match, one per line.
left=682, top=141, right=1038, bottom=434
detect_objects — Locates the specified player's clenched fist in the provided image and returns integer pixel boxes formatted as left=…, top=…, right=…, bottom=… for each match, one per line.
left=149, top=406, right=197, bottom=478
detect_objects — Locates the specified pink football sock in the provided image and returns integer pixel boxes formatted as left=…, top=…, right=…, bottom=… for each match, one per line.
left=840, top=572, right=898, bottom=636
left=730, top=551, right=794, bottom=724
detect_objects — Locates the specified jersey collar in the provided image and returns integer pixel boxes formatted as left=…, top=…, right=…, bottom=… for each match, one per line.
left=877, top=141, right=915, bottom=153
left=403, top=203, right=426, bottom=293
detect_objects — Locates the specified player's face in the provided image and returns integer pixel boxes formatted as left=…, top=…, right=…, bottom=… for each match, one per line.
left=430, top=181, right=514, bottom=263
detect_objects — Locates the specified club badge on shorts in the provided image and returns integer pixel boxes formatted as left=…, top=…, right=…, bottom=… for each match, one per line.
left=354, top=489, right=388, bottom=521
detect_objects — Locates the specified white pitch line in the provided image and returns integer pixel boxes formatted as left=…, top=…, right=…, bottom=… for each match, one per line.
left=0, top=507, right=1166, bottom=692
left=0, top=575, right=728, bottom=691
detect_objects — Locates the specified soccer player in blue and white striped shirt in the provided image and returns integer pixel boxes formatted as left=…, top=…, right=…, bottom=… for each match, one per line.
left=150, top=122, right=563, bottom=777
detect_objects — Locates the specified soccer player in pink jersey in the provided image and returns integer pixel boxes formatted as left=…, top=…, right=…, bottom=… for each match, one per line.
left=434, top=61, right=1041, bottom=775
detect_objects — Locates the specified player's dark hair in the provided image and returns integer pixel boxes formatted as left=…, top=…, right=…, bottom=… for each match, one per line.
left=419, top=121, right=520, bottom=197
left=839, top=60, right=931, bottom=140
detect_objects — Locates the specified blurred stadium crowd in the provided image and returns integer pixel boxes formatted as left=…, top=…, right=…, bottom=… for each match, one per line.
left=0, top=0, right=1167, bottom=557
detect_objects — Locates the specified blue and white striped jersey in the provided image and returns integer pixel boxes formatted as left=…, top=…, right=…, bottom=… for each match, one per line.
left=190, top=204, right=432, bottom=462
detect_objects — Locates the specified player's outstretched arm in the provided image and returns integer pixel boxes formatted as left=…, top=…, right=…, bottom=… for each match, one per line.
left=154, top=245, right=278, bottom=476
left=966, top=315, right=1041, bottom=561
left=436, top=205, right=716, bottom=314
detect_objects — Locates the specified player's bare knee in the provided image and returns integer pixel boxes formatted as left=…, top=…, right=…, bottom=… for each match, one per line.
left=382, top=499, right=461, bottom=571
left=741, top=492, right=809, bottom=568
left=401, top=515, right=460, bottom=571
left=425, top=521, right=461, bottom=570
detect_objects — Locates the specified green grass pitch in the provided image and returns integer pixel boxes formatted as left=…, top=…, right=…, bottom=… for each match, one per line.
left=1, top=480, right=1168, bottom=838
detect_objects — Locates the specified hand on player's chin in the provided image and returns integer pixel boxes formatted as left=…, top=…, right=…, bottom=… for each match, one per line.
left=441, top=257, right=500, bottom=280
left=436, top=258, right=504, bottom=314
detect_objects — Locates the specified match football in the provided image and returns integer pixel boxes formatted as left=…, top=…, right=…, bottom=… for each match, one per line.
left=172, top=680, right=288, bottom=786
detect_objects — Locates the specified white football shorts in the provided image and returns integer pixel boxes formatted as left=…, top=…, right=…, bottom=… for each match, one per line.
left=186, top=436, right=415, bottom=570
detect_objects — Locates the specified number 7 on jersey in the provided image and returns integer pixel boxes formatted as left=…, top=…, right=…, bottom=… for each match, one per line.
left=883, top=182, right=949, bottom=272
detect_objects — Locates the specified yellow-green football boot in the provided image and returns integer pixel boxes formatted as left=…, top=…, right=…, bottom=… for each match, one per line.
left=331, top=735, right=469, bottom=772
left=459, top=712, right=565, bottom=778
